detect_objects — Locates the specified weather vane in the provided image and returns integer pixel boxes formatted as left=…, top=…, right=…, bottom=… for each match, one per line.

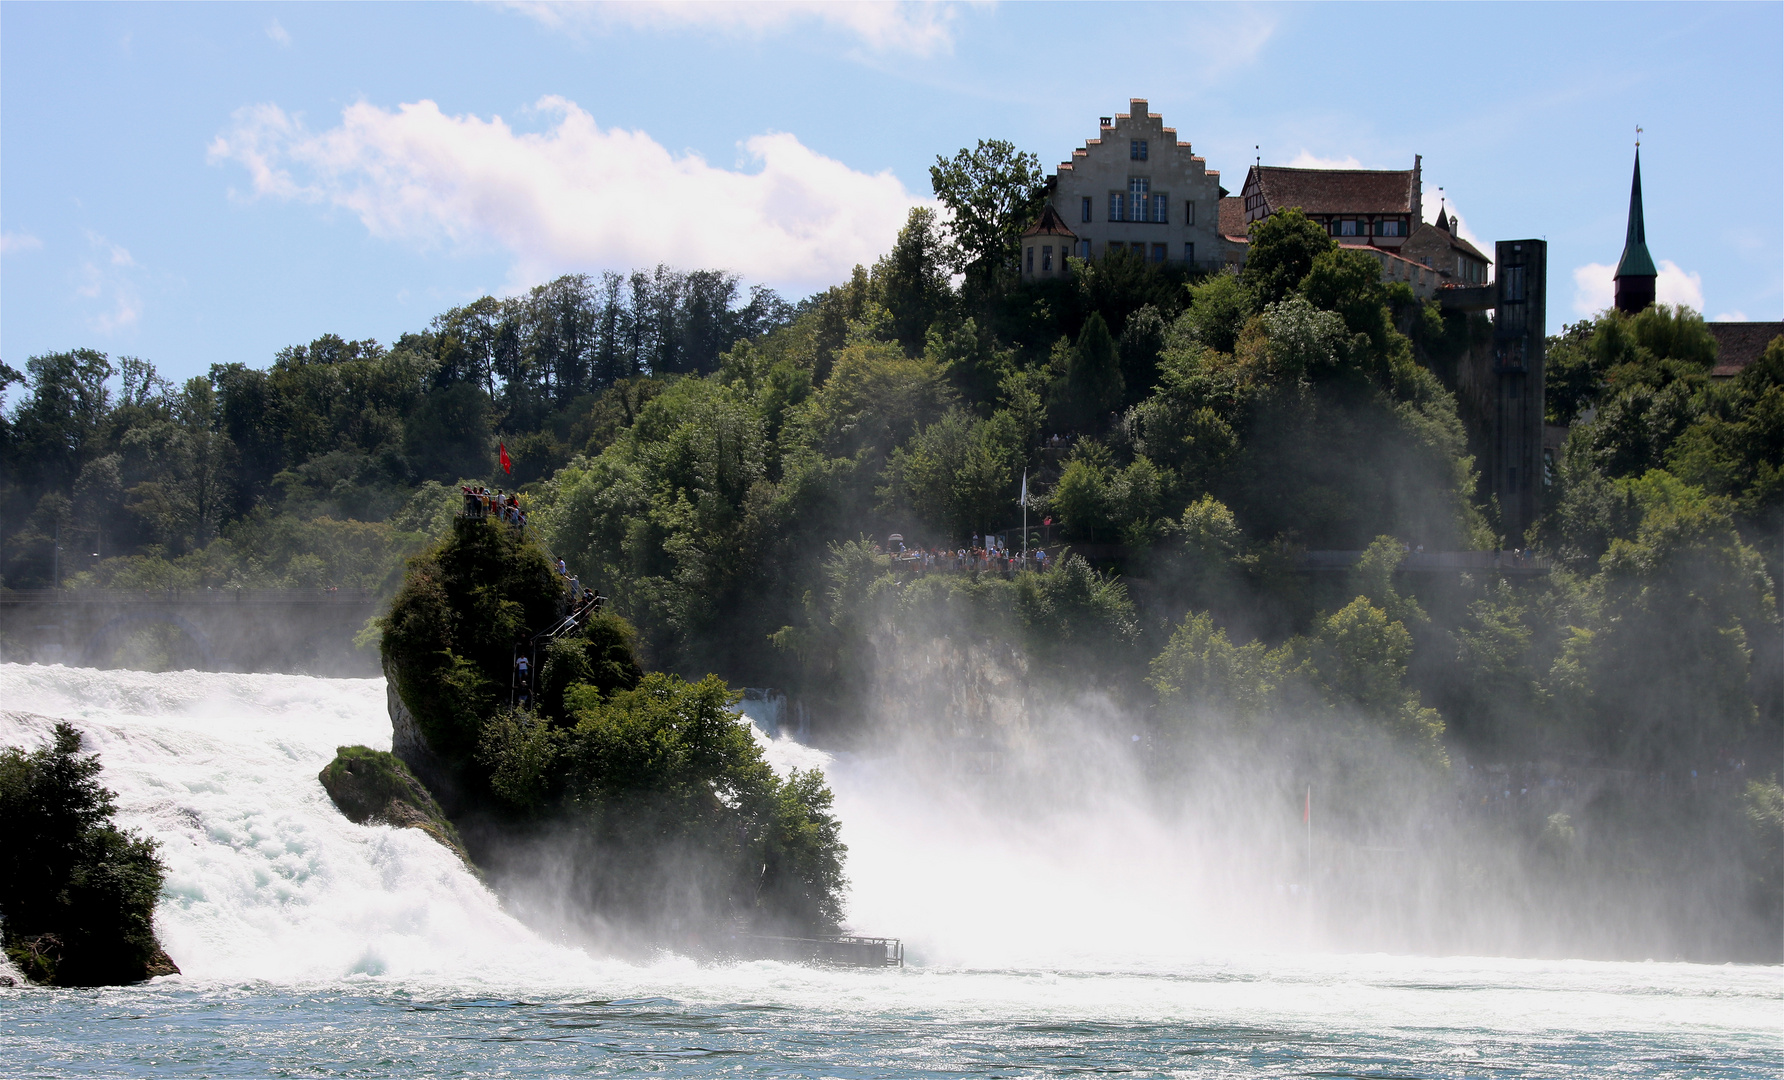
left=1636, top=125, right=1643, bottom=149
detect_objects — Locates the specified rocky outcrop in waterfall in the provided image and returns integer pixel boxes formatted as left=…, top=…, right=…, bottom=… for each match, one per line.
left=318, top=745, right=476, bottom=872
left=0, top=720, right=177, bottom=986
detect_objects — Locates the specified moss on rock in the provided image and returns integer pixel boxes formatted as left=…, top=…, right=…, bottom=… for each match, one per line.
left=318, top=746, right=476, bottom=872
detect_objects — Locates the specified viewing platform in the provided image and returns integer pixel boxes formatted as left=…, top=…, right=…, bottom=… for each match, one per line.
left=727, top=933, right=904, bottom=968
left=1297, top=549, right=1551, bottom=577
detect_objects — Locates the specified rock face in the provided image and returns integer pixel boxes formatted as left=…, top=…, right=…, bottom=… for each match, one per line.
left=384, top=651, right=460, bottom=811
left=317, top=745, right=477, bottom=872
left=4, top=932, right=179, bottom=986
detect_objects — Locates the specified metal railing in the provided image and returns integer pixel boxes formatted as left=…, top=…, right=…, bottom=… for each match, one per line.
left=0, top=587, right=380, bottom=604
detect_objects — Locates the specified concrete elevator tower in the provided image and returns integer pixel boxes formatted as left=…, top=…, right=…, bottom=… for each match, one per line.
left=1613, top=148, right=1658, bottom=314
left=1491, top=239, right=1547, bottom=543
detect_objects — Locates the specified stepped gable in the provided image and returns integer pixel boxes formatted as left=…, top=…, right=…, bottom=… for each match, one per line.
left=1707, top=322, right=1784, bottom=379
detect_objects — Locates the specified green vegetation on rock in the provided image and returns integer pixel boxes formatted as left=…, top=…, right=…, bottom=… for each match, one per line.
left=379, top=516, right=847, bottom=939
left=0, top=723, right=176, bottom=986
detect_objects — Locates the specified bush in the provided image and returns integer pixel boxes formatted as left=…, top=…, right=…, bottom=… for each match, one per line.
left=0, top=723, right=173, bottom=985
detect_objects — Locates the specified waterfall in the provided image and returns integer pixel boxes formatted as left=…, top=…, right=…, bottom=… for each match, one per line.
left=0, top=663, right=597, bottom=986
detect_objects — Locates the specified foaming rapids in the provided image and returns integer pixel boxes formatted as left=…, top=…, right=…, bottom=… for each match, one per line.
left=0, top=663, right=1772, bottom=984
left=0, top=663, right=601, bottom=987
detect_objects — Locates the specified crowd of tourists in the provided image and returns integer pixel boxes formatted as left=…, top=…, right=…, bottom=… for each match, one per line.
left=461, top=486, right=528, bottom=533
left=879, top=534, right=1053, bottom=577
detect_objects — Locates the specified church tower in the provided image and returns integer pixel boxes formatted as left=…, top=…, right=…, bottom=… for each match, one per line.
left=1613, top=148, right=1658, bottom=314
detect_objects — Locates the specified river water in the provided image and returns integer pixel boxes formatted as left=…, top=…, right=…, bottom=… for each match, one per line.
left=1, top=663, right=1778, bottom=1078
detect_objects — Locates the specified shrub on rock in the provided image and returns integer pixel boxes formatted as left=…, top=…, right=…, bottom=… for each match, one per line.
left=0, top=723, right=177, bottom=986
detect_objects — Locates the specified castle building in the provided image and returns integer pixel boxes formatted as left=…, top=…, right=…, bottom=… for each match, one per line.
left=1019, top=98, right=1549, bottom=542
left=1613, top=149, right=1658, bottom=314
left=1238, top=160, right=1423, bottom=249
left=1019, top=204, right=1077, bottom=282
left=1021, top=99, right=1227, bottom=282
left=1401, top=202, right=1493, bottom=285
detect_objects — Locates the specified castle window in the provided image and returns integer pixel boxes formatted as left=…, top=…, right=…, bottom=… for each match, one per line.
left=1152, top=193, right=1167, bottom=223
left=1184, top=200, right=1196, bottom=225
left=1184, top=242, right=1195, bottom=263
left=1109, top=193, right=1124, bottom=221
left=1081, top=196, right=1092, bottom=223
left=1077, top=239, right=1092, bottom=259
left=1042, top=246, right=1053, bottom=272
left=1377, top=219, right=1402, bottom=237
left=1129, top=177, right=1149, bottom=221
left=1131, top=140, right=1148, bottom=161
left=1150, top=243, right=1167, bottom=264
left=1340, top=219, right=1359, bottom=237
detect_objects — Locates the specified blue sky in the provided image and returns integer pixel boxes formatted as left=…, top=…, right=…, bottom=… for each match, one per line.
left=3, top=1, right=1779, bottom=385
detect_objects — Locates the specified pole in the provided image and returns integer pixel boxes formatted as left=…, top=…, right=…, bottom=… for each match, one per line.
left=1305, top=784, right=1312, bottom=887
left=1021, top=468, right=1029, bottom=569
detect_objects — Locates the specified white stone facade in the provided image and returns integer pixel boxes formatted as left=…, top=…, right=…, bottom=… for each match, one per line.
left=1047, top=99, right=1226, bottom=271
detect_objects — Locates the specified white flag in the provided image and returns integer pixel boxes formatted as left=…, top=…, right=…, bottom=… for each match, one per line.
left=1020, top=469, right=1028, bottom=507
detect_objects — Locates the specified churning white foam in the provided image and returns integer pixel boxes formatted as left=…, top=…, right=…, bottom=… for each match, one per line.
left=0, top=662, right=1775, bottom=1054
left=0, top=662, right=601, bottom=987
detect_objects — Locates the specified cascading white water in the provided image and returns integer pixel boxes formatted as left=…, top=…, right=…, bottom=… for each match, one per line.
left=2, top=662, right=1777, bottom=1080
left=0, top=662, right=601, bottom=986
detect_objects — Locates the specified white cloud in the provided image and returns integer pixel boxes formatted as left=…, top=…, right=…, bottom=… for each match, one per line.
left=504, top=1, right=965, bottom=57
left=1, top=231, right=43, bottom=254
left=1712, top=310, right=1749, bottom=322
left=76, top=232, right=142, bottom=332
left=1285, top=150, right=1363, bottom=170
left=1571, top=259, right=1705, bottom=317
left=208, top=95, right=928, bottom=293
left=266, top=19, right=291, bottom=46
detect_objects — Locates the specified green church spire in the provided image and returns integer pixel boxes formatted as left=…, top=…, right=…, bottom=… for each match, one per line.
left=1614, top=149, right=1658, bottom=280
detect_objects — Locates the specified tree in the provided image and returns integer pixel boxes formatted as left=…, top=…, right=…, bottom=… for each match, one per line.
left=1184, top=272, right=1252, bottom=355
left=875, top=207, right=955, bottom=354
left=1301, top=247, right=1392, bottom=353
left=1118, top=304, right=1168, bottom=408
left=1241, top=208, right=1336, bottom=309
left=1578, top=471, right=1773, bottom=763
left=0, top=723, right=171, bottom=985
left=930, top=139, right=1048, bottom=295
left=1150, top=611, right=1272, bottom=731
left=123, top=377, right=238, bottom=549
left=881, top=407, right=1016, bottom=540
left=1064, top=312, right=1123, bottom=432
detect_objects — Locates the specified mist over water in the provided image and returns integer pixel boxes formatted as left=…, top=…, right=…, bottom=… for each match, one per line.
left=1, top=663, right=1778, bottom=1077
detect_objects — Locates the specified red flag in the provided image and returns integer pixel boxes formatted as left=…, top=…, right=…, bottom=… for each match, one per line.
left=498, top=441, right=512, bottom=475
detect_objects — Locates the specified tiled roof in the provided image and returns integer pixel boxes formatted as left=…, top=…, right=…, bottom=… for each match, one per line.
left=1022, top=203, right=1078, bottom=239
left=1706, top=322, right=1784, bottom=378
left=1253, top=166, right=1416, bottom=215
left=1402, top=221, right=1490, bottom=269
left=1450, top=231, right=1488, bottom=263
left=1218, top=196, right=1248, bottom=240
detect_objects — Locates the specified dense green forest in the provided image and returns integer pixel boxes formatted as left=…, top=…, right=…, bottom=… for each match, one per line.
left=2, top=141, right=1779, bottom=785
